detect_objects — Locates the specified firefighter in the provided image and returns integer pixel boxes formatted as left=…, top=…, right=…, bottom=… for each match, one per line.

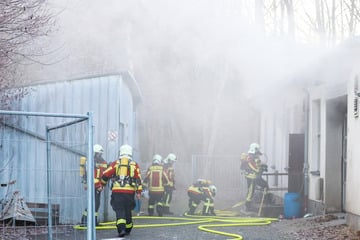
left=143, top=154, right=169, bottom=217
left=162, top=153, right=177, bottom=214
left=243, top=143, right=269, bottom=211
left=80, top=144, right=108, bottom=226
left=100, top=144, right=142, bottom=238
left=187, top=179, right=216, bottom=216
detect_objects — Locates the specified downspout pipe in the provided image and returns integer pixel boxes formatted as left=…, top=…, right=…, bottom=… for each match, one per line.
left=303, top=89, right=310, bottom=214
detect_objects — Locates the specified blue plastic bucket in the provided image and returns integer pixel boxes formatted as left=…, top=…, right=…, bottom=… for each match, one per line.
left=284, top=192, right=301, bottom=218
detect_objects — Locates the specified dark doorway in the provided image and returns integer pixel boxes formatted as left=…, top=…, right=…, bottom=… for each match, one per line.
left=288, top=134, right=305, bottom=194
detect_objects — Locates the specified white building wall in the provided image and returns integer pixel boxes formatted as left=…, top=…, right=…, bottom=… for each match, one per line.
left=307, top=82, right=348, bottom=213
left=346, top=73, right=360, bottom=215
left=259, top=90, right=305, bottom=197
left=307, top=93, right=326, bottom=202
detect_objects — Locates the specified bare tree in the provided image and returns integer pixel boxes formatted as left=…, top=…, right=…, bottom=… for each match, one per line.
left=260, top=0, right=295, bottom=38
left=255, top=0, right=265, bottom=31
left=300, top=0, right=360, bottom=45
left=314, top=0, right=326, bottom=42
left=284, top=0, right=295, bottom=37
left=251, top=0, right=360, bottom=45
left=0, top=0, right=54, bottom=109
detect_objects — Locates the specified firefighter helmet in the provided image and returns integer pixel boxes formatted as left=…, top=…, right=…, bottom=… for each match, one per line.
left=209, top=185, right=217, bottom=195
left=93, top=144, right=104, bottom=153
left=163, top=153, right=177, bottom=164
left=248, top=143, right=262, bottom=155
left=119, top=144, right=133, bottom=158
left=197, top=179, right=211, bottom=186
left=167, top=153, right=177, bottom=162
left=153, top=154, right=162, bottom=165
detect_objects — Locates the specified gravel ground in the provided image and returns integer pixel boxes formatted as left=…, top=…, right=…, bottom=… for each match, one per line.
left=1, top=213, right=359, bottom=240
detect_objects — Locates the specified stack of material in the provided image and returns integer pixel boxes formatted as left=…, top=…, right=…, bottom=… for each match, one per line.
left=0, top=191, right=36, bottom=223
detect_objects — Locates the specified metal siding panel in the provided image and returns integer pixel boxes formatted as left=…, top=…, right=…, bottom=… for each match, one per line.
left=95, top=76, right=107, bottom=146
left=120, top=82, right=134, bottom=145
left=103, top=75, right=122, bottom=221
left=105, top=75, right=121, bottom=162
left=1, top=73, right=137, bottom=224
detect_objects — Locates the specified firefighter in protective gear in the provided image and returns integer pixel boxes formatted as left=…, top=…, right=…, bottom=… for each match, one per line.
left=243, top=143, right=269, bottom=211
left=80, top=144, right=108, bottom=226
left=143, top=154, right=169, bottom=217
left=100, top=144, right=142, bottom=238
left=187, top=179, right=216, bottom=216
left=162, top=153, right=176, bottom=214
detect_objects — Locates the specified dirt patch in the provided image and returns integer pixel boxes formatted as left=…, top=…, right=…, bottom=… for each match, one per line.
left=276, top=214, right=360, bottom=240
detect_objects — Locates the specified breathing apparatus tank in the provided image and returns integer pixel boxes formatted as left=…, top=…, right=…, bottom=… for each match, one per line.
left=79, top=156, right=87, bottom=178
left=117, top=157, right=130, bottom=187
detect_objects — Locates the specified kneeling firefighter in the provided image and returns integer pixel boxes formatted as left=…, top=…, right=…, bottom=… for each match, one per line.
left=187, top=179, right=217, bottom=215
left=100, top=144, right=142, bottom=238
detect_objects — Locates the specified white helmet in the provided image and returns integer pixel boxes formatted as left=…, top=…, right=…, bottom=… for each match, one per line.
left=248, top=143, right=262, bottom=155
left=163, top=153, right=177, bottom=164
left=119, top=144, right=133, bottom=158
left=153, top=154, right=162, bottom=165
left=93, top=144, right=104, bottom=153
left=209, top=185, right=217, bottom=194
left=167, top=153, right=177, bottom=162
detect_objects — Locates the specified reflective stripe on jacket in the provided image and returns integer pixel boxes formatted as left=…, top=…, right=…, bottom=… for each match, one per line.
left=101, top=158, right=142, bottom=194
left=164, top=165, right=175, bottom=187
left=144, top=164, right=169, bottom=193
left=244, top=154, right=261, bottom=179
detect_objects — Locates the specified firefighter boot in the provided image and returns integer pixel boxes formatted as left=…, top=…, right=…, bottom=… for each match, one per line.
left=209, top=207, right=216, bottom=216
left=118, top=229, right=127, bottom=238
left=80, top=214, right=87, bottom=226
left=188, top=205, right=196, bottom=215
left=117, top=222, right=127, bottom=237
left=156, top=203, right=163, bottom=217
left=202, top=206, right=210, bottom=216
left=80, top=215, right=87, bottom=226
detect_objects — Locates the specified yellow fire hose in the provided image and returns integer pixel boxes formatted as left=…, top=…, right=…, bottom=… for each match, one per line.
left=73, top=210, right=278, bottom=240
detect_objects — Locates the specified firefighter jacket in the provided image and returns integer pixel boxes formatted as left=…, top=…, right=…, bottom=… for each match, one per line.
left=187, top=184, right=214, bottom=199
left=243, top=154, right=262, bottom=180
left=80, top=155, right=108, bottom=189
left=94, top=155, right=108, bottom=188
left=163, top=164, right=175, bottom=189
left=101, top=157, right=143, bottom=194
left=143, top=164, right=169, bottom=193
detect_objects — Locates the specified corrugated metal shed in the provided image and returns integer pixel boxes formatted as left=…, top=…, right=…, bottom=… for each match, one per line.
left=0, top=72, right=141, bottom=223
left=21, top=72, right=141, bottom=161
